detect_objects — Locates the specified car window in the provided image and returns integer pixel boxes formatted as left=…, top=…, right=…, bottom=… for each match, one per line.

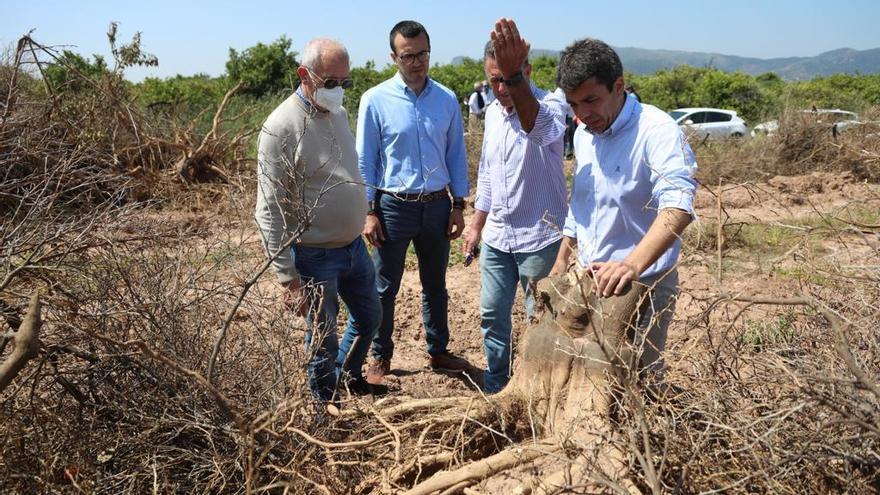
left=706, top=112, right=733, bottom=123
left=686, top=112, right=707, bottom=124
left=669, top=111, right=687, bottom=122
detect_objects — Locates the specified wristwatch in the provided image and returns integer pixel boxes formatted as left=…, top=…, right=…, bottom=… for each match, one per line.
left=502, top=71, right=525, bottom=87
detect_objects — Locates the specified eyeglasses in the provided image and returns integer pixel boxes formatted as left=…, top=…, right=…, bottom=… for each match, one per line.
left=305, top=67, right=353, bottom=90
left=396, top=50, right=430, bottom=65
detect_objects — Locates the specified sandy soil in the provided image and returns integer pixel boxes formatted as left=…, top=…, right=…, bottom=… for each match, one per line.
left=353, top=171, right=879, bottom=402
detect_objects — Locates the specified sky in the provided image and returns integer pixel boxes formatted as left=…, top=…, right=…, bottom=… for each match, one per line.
left=3, top=0, right=880, bottom=81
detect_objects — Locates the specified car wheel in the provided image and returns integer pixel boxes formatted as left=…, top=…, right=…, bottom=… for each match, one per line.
left=731, top=132, right=744, bottom=138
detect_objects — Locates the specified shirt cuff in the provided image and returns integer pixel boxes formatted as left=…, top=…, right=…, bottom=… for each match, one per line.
left=276, top=267, right=299, bottom=285
left=657, top=190, right=696, bottom=217
left=562, top=216, right=578, bottom=238
left=474, top=194, right=491, bottom=212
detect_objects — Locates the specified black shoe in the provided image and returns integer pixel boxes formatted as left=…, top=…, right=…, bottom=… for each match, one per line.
left=343, top=376, right=372, bottom=396
left=428, top=351, right=469, bottom=372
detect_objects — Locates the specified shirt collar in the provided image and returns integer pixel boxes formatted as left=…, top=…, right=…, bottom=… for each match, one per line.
left=587, top=92, right=638, bottom=138
left=392, top=71, right=432, bottom=96
left=295, top=86, right=311, bottom=107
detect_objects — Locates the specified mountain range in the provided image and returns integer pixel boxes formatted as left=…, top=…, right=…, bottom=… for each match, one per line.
left=453, top=47, right=880, bottom=80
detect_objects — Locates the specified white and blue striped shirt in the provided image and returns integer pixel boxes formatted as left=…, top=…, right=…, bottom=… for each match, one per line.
left=564, top=94, right=698, bottom=279
left=474, top=84, right=568, bottom=253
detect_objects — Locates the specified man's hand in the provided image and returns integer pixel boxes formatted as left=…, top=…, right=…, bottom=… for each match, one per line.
left=448, top=208, right=465, bottom=240
left=549, top=259, right=569, bottom=277
left=363, top=214, right=385, bottom=247
left=549, top=236, right=575, bottom=276
left=588, top=261, right=638, bottom=298
left=281, top=278, right=309, bottom=317
left=490, top=18, right=530, bottom=77
left=462, top=224, right=481, bottom=258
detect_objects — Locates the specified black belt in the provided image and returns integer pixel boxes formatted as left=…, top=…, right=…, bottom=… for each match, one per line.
left=379, top=189, right=449, bottom=203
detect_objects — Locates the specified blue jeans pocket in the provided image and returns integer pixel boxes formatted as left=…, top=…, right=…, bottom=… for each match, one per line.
left=295, top=246, right=327, bottom=262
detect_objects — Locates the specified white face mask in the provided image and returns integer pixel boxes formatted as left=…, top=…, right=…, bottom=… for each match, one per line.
left=314, top=86, right=344, bottom=113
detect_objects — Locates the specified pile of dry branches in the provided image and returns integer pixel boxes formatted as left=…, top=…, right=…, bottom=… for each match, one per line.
left=693, top=105, right=880, bottom=185
left=2, top=29, right=879, bottom=493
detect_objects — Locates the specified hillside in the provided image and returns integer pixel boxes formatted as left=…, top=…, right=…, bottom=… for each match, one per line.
left=454, top=46, right=880, bottom=80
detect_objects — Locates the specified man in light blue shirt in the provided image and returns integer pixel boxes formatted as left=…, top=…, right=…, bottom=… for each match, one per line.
left=462, top=37, right=568, bottom=394
left=357, top=20, right=470, bottom=385
left=543, top=33, right=698, bottom=381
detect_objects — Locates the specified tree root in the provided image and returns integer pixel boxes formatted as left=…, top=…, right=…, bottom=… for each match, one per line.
left=0, top=293, right=41, bottom=393
left=403, top=441, right=560, bottom=495
left=380, top=270, right=652, bottom=493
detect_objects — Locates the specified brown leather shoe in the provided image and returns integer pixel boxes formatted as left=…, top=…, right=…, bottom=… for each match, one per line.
left=428, top=351, right=469, bottom=372
left=366, top=358, right=390, bottom=385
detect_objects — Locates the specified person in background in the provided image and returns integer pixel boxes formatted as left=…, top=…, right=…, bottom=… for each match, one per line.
left=468, top=81, right=487, bottom=130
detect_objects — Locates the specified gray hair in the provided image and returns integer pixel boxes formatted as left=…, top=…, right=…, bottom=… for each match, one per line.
left=301, top=38, right=349, bottom=72
left=483, top=40, right=529, bottom=68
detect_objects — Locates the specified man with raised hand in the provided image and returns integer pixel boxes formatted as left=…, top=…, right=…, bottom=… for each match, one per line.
left=548, top=29, right=698, bottom=383
left=462, top=25, right=568, bottom=394
left=255, top=38, right=380, bottom=406
left=357, top=20, right=470, bottom=386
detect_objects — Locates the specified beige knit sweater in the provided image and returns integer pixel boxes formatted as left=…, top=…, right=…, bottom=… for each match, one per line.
left=255, top=95, right=367, bottom=284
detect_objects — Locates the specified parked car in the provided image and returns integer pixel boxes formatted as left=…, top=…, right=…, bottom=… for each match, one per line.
left=751, top=109, right=859, bottom=138
left=669, top=108, right=748, bottom=140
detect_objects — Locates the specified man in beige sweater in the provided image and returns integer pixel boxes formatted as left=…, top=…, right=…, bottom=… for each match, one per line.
left=255, top=38, right=380, bottom=404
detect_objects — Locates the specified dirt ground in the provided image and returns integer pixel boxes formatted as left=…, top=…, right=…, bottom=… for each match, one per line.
left=199, top=168, right=877, bottom=406
left=327, top=170, right=879, bottom=402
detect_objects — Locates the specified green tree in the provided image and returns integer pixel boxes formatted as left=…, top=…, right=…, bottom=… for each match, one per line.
left=43, top=50, right=109, bottom=93
left=528, top=55, right=558, bottom=90
left=430, top=58, right=485, bottom=105
left=226, top=36, right=299, bottom=97
left=695, top=70, right=770, bottom=123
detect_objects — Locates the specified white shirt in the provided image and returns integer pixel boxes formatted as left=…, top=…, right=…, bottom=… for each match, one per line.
left=468, top=91, right=485, bottom=116
left=563, top=94, right=698, bottom=279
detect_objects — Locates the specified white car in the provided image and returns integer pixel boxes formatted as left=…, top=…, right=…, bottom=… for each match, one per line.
left=669, top=108, right=748, bottom=140
left=751, top=109, right=859, bottom=138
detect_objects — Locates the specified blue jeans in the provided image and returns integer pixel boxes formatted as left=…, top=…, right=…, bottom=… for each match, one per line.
left=371, top=193, right=451, bottom=360
left=480, top=240, right=561, bottom=393
left=293, top=237, right=381, bottom=402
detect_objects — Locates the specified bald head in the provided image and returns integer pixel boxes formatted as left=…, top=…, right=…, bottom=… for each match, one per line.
left=301, top=38, right=349, bottom=72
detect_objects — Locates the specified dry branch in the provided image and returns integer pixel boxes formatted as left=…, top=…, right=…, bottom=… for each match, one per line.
left=0, top=293, right=41, bottom=393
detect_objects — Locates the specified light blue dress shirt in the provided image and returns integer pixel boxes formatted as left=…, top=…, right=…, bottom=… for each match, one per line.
left=475, top=84, right=568, bottom=253
left=356, top=73, right=469, bottom=202
left=563, top=94, right=698, bottom=279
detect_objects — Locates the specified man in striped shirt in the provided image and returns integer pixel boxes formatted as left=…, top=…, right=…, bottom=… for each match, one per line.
left=461, top=30, right=568, bottom=394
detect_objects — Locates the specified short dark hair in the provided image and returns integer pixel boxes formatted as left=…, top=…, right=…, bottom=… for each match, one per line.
left=389, top=20, right=430, bottom=53
left=556, top=38, right=622, bottom=92
left=483, top=40, right=529, bottom=69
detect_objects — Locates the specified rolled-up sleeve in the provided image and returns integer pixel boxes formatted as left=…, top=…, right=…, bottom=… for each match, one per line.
left=562, top=205, right=578, bottom=239
left=473, top=128, right=491, bottom=213
left=525, top=99, right=566, bottom=147
left=645, top=122, right=698, bottom=216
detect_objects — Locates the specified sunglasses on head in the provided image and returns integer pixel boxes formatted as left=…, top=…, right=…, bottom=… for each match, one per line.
left=305, top=67, right=354, bottom=90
